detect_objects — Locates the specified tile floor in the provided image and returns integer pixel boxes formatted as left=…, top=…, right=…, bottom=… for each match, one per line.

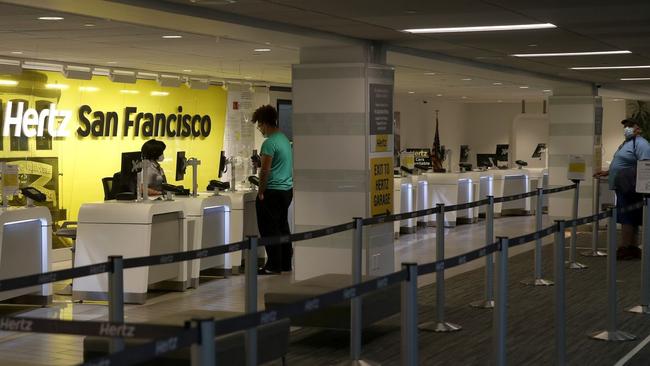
left=0, top=214, right=556, bottom=365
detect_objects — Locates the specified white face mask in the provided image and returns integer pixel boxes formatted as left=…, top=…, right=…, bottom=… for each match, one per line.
left=157, top=154, right=165, bottom=162
left=624, top=127, right=635, bottom=139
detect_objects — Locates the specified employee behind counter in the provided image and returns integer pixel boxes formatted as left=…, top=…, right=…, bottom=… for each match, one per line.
left=141, top=139, right=167, bottom=196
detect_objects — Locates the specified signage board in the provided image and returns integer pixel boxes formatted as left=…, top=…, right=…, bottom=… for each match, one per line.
left=369, top=84, right=393, bottom=135
left=400, top=152, right=415, bottom=170
left=567, top=154, right=586, bottom=181
left=406, top=148, right=432, bottom=170
left=636, top=160, right=650, bottom=194
left=1, top=164, right=19, bottom=198
left=370, top=157, right=393, bottom=216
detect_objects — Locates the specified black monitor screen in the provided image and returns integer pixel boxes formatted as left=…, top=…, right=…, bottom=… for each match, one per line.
left=477, top=154, right=497, bottom=168
left=495, top=144, right=509, bottom=162
left=532, top=143, right=547, bottom=158
left=120, top=151, right=142, bottom=188
left=175, top=151, right=186, bottom=181
left=218, top=150, right=227, bottom=178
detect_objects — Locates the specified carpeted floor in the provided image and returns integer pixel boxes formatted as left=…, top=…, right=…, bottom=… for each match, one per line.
left=280, top=231, right=650, bottom=365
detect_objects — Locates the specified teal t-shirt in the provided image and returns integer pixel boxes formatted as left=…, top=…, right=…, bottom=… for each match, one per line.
left=260, top=131, right=293, bottom=190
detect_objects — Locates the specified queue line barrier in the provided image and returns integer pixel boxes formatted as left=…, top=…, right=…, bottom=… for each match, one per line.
left=2, top=182, right=644, bottom=366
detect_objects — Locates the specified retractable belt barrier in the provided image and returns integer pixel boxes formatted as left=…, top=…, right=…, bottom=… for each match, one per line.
left=493, top=190, right=539, bottom=204
left=0, top=262, right=110, bottom=293
left=122, top=240, right=248, bottom=269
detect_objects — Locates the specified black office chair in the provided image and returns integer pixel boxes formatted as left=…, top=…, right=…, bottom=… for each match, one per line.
left=102, top=177, right=115, bottom=200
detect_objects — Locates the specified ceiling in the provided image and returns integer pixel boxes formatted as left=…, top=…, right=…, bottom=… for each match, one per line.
left=0, top=0, right=649, bottom=100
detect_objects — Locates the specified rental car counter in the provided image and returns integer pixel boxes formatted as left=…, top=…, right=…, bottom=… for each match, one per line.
left=0, top=206, right=52, bottom=304
left=479, top=169, right=531, bottom=216
left=73, top=200, right=189, bottom=304
left=220, top=190, right=261, bottom=270
left=424, top=172, right=479, bottom=227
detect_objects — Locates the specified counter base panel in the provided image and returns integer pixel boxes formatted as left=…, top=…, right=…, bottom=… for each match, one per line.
left=400, top=227, right=416, bottom=234
left=1, top=294, right=51, bottom=306
left=200, top=268, right=232, bottom=278
left=457, top=217, right=478, bottom=225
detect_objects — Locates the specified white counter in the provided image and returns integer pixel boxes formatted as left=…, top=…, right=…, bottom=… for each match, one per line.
left=73, top=200, right=187, bottom=304
left=174, top=194, right=231, bottom=286
left=0, top=206, right=52, bottom=304
left=424, top=172, right=478, bottom=227
left=479, top=169, right=531, bottom=216
left=219, top=190, right=260, bottom=269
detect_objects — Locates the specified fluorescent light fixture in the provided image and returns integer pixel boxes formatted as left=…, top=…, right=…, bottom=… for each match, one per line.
left=620, top=77, right=650, bottom=81
left=436, top=94, right=443, bottom=97
left=158, top=74, right=182, bottom=87
left=512, top=50, right=631, bottom=57
left=461, top=96, right=468, bottom=99
left=519, top=86, right=529, bottom=89
left=183, top=69, right=192, bottom=72
left=10, top=51, right=22, bottom=55
left=424, top=72, right=436, bottom=75
left=0, top=79, right=18, bottom=86
left=461, top=78, right=472, bottom=81
left=63, top=65, right=92, bottom=80
left=38, top=16, right=64, bottom=20
left=0, top=59, right=22, bottom=75
left=162, top=35, right=182, bottom=39
left=151, top=91, right=169, bottom=96
left=79, top=86, right=99, bottom=92
left=187, top=78, right=209, bottom=90
left=254, top=48, right=271, bottom=52
left=107, top=61, right=117, bottom=64
left=84, top=23, right=96, bottom=27
left=492, top=82, right=502, bottom=85
left=543, top=89, right=552, bottom=92
left=46, top=83, right=69, bottom=90
left=119, top=89, right=139, bottom=94
left=109, top=70, right=136, bottom=84
left=571, top=65, right=650, bottom=70
left=403, top=23, right=556, bottom=34
left=408, top=91, right=415, bottom=94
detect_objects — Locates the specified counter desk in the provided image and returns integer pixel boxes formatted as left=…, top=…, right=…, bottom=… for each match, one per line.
left=393, top=177, right=415, bottom=235
left=73, top=200, right=187, bottom=304
left=174, top=194, right=231, bottom=286
left=525, top=168, right=549, bottom=212
left=424, top=172, right=478, bottom=227
left=0, top=206, right=52, bottom=304
left=219, top=190, right=261, bottom=270
left=479, top=169, right=531, bottom=216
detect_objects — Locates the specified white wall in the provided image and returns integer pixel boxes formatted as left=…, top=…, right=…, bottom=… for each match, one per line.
left=601, top=99, right=627, bottom=170
left=512, top=114, right=549, bottom=169
left=394, top=94, right=468, bottom=170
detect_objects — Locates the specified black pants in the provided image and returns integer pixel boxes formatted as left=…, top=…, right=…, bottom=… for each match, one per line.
left=256, top=189, right=293, bottom=272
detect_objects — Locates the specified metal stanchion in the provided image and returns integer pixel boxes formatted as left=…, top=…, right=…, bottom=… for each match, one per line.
left=589, top=208, right=636, bottom=342
left=582, top=177, right=607, bottom=257
left=471, top=195, right=495, bottom=308
left=493, top=237, right=509, bottom=366
left=245, top=236, right=258, bottom=366
left=627, top=197, right=650, bottom=314
left=522, top=188, right=554, bottom=286
left=554, top=221, right=567, bottom=365
left=420, top=203, right=462, bottom=332
left=401, top=263, right=419, bottom=366
left=567, top=180, right=588, bottom=269
left=190, top=318, right=216, bottom=366
left=108, top=255, right=124, bottom=353
left=340, top=218, right=379, bottom=366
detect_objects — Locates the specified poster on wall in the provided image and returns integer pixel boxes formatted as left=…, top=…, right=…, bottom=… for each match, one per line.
left=369, top=83, right=393, bottom=153
left=224, top=88, right=255, bottom=189
left=370, top=157, right=393, bottom=217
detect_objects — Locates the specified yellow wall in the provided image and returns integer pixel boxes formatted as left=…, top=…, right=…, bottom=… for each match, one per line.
left=0, top=70, right=227, bottom=221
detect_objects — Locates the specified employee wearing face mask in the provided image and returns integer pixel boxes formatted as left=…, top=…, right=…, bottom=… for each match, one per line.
left=594, top=119, right=650, bottom=260
left=141, top=139, right=167, bottom=196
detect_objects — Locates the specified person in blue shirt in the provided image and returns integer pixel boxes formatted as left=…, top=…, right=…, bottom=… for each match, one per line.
left=594, top=119, right=650, bottom=260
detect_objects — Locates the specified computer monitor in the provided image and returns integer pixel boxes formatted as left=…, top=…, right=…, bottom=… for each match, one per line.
left=477, top=154, right=497, bottom=168
left=495, top=144, right=509, bottom=162
left=119, top=151, right=142, bottom=190
left=218, top=150, right=227, bottom=178
left=175, top=151, right=187, bottom=181
left=532, top=143, right=547, bottom=158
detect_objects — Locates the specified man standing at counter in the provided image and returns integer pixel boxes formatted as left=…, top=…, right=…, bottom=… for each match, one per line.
left=252, top=105, right=294, bottom=275
left=594, top=119, right=650, bottom=260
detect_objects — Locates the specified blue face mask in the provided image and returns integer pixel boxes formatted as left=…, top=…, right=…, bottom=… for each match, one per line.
left=624, top=127, right=635, bottom=139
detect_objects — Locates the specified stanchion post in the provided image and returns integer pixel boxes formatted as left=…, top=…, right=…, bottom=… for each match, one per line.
left=245, top=236, right=258, bottom=366
left=627, top=196, right=650, bottom=314
left=190, top=318, right=216, bottom=366
left=420, top=203, right=461, bottom=332
left=582, top=177, right=606, bottom=257
left=589, top=208, right=636, bottom=341
left=522, top=188, right=554, bottom=286
left=401, top=263, right=419, bottom=366
left=554, top=221, right=566, bottom=365
left=567, top=180, right=588, bottom=269
left=493, top=237, right=509, bottom=366
left=108, top=255, right=124, bottom=353
left=471, top=195, right=495, bottom=308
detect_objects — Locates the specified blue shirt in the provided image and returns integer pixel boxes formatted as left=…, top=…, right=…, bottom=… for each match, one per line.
left=609, top=136, right=650, bottom=189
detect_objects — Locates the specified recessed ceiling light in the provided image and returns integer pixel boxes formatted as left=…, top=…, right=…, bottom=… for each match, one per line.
left=571, top=65, right=650, bottom=70
left=254, top=48, right=271, bottom=52
left=497, top=100, right=503, bottom=103
left=0, top=80, right=18, bottom=86
left=402, top=23, right=556, bottom=34
left=107, top=61, right=117, bottom=64
left=543, top=89, right=552, bottom=92
left=183, top=69, right=192, bottom=72
left=519, top=86, right=529, bottom=89
left=408, top=91, right=415, bottom=94
left=461, top=96, right=468, bottom=99
left=512, top=50, right=631, bottom=57
left=162, top=35, right=183, bottom=39
left=84, top=23, right=96, bottom=27
left=436, top=94, right=443, bottom=97
left=10, top=51, right=23, bottom=55
left=151, top=91, right=169, bottom=96
left=613, top=99, right=623, bottom=102
left=79, top=86, right=99, bottom=92
left=461, top=78, right=472, bottom=81
left=38, top=16, right=64, bottom=21
left=45, top=83, right=68, bottom=89
left=424, top=72, right=436, bottom=75
left=620, top=77, right=650, bottom=81
left=120, top=90, right=139, bottom=94
left=492, top=82, right=503, bottom=85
